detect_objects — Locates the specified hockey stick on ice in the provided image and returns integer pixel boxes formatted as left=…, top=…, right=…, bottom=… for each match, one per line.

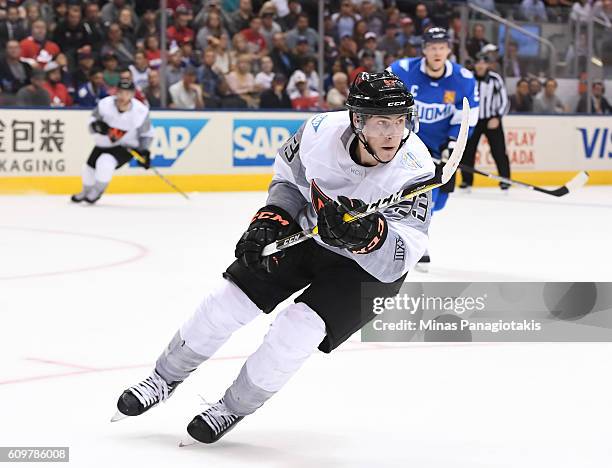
left=454, top=162, right=589, bottom=197
left=261, top=97, right=471, bottom=257
left=129, top=149, right=190, bottom=200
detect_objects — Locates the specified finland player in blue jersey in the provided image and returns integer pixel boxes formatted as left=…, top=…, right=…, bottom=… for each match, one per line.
left=388, top=27, right=479, bottom=271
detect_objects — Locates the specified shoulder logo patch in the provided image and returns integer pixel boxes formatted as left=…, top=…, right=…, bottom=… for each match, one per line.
left=311, top=114, right=328, bottom=132
left=460, top=68, right=474, bottom=79
left=401, top=151, right=424, bottom=170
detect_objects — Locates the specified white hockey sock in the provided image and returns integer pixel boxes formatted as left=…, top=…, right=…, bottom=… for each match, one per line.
left=179, top=278, right=261, bottom=358
left=94, top=153, right=118, bottom=184
left=82, top=164, right=95, bottom=187
left=224, top=302, right=327, bottom=415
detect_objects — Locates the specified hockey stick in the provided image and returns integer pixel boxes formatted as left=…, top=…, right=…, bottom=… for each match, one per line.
left=454, top=162, right=589, bottom=197
left=261, top=97, right=471, bottom=257
left=129, top=149, right=190, bottom=200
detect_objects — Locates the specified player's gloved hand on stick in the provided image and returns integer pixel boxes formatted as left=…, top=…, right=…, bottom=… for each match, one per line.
left=134, top=149, right=151, bottom=169
left=439, top=138, right=456, bottom=163
left=235, top=205, right=297, bottom=273
left=91, top=120, right=110, bottom=135
left=317, top=196, right=388, bottom=254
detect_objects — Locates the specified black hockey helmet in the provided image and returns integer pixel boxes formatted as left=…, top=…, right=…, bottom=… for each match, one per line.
left=346, top=70, right=415, bottom=116
left=422, top=27, right=450, bottom=47
left=117, top=78, right=136, bottom=91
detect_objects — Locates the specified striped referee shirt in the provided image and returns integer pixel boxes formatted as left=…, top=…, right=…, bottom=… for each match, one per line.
left=476, top=71, right=509, bottom=119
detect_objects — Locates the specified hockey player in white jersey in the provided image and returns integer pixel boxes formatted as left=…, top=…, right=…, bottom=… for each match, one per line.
left=112, top=71, right=435, bottom=443
left=71, top=78, right=154, bottom=204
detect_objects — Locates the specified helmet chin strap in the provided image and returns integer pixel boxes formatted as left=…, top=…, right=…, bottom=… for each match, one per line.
left=349, top=112, right=411, bottom=165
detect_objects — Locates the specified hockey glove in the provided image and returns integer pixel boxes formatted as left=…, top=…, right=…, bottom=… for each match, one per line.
left=91, top=120, right=110, bottom=135
left=317, top=196, right=388, bottom=254
left=439, top=138, right=457, bottom=163
left=235, top=205, right=297, bottom=273
left=133, top=149, right=151, bottom=169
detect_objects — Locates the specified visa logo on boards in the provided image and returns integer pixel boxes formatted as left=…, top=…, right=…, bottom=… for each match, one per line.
left=233, top=119, right=305, bottom=166
left=577, top=127, right=612, bottom=159
left=130, top=118, right=208, bottom=168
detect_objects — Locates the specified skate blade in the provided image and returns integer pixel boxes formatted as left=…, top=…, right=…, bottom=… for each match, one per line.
left=178, top=437, right=197, bottom=447
left=110, top=411, right=129, bottom=422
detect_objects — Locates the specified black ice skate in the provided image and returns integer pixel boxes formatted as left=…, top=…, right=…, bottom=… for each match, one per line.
left=184, top=399, right=244, bottom=444
left=70, top=187, right=91, bottom=203
left=111, top=371, right=180, bottom=422
left=414, top=254, right=430, bottom=273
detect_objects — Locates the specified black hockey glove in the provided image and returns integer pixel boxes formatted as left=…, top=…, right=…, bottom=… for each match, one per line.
left=317, top=196, right=388, bottom=254
left=134, top=149, right=151, bottom=169
left=235, top=205, right=297, bottom=273
left=91, top=120, right=110, bottom=135
left=439, top=138, right=457, bottom=163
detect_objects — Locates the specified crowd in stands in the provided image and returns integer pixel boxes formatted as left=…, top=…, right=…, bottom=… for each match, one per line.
left=0, top=0, right=609, bottom=114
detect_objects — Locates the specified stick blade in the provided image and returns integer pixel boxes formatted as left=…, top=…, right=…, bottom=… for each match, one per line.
left=538, top=171, right=590, bottom=197
left=442, top=97, right=471, bottom=184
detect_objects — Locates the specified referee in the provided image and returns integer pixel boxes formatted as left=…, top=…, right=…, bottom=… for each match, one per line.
left=460, top=52, right=511, bottom=191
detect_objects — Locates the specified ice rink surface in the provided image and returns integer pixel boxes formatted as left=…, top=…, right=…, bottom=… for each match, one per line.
left=1, top=186, right=611, bottom=468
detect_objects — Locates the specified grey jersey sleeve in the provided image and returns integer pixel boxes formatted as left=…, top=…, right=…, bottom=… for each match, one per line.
left=352, top=186, right=432, bottom=283
left=265, top=122, right=309, bottom=218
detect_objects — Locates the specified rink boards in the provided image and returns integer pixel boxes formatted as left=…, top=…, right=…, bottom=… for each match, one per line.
left=0, top=108, right=610, bottom=194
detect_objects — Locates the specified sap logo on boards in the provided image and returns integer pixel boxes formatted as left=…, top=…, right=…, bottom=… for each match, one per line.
left=233, top=119, right=305, bottom=166
left=130, top=118, right=208, bottom=168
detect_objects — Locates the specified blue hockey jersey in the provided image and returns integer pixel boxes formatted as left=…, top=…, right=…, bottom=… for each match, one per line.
left=388, top=57, right=479, bottom=155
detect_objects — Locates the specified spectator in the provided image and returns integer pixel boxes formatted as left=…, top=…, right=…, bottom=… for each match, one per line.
left=117, top=7, right=137, bottom=46
left=280, top=0, right=301, bottom=30
left=101, top=22, right=135, bottom=68
left=179, top=39, right=198, bottom=68
left=101, top=0, right=134, bottom=25
left=269, top=31, right=295, bottom=76
left=197, top=48, right=222, bottom=106
left=225, top=53, right=256, bottom=106
left=169, top=67, right=203, bottom=109
left=413, top=3, right=432, bottom=37
left=377, top=24, right=401, bottom=59
left=210, top=33, right=231, bottom=74
left=165, top=45, right=185, bottom=87
left=520, top=0, right=549, bottom=22
left=594, top=0, right=612, bottom=27
left=52, top=3, right=88, bottom=63
left=144, top=34, right=161, bottom=69
left=288, top=55, right=318, bottom=96
left=136, top=9, right=157, bottom=40
left=0, top=5, right=28, bottom=47
left=383, top=52, right=397, bottom=69
left=529, top=77, right=542, bottom=98
left=349, top=49, right=375, bottom=82
left=430, top=0, right=452, bottom=29
left=167, top=5, right=194, bottom=45
left=195, top=10, right=226, bottom=51
left=570, top=0, right=592, bottom=22
left=285, top=13, right=318, bottom=52
left=331, top=1, right=361, bottom=42
left=466, top=23, right=489, bottom=60
left=51, top=1, right=68, bottom=26
left=16, top=68, right=51, bottom=106
left=398, top=17, right=418, bottom=50
left=20, top=19, right=60, bottom=65
left=448, top=13, right=463, bottom=59
left=326, top=71, right=349, bottom=110
left=259, top=72, right=291, bottom=108
left=227, top=0, right=253, bottom=36
left=260, top=8, right=282, bottom=50
left=358, top=31, right=384, bottom=70
left=576, top=81, right=612, bottom=114
left=502, top=41, right=523, bottom=77
left=102, top=52, right=120, bottom=87
left=546, top=0, right=570, bottom=23
left=25, top=3, right=42, bottom=28
left=0, top=40, right=32, bottom=95
left=338, top=34, right=359, bottom=67
left=216, top=78, right=248, bottom=108
left=72, top=49, right=95, bottom=90
left=353, top=19, right=369, bottom=49
left=289, top=70, right=319, bottom=110
left=42, top=61, right=72, bottom=107
left=229, top=32, right=256, bottom=71
left=144, top=69, right=168, bottom=107
left=75, top=67, right=108, bottom=107
left=533, top=78, right=567, bottom=113
left=255, top=55, right=275, bottom=91
left=129, top=51, right=150, bottom=90
left=83, top=2, right=105, bottom=47
left=360, top=1, right=384, bottom=36
left=509, top=78, right=533, bottom=112
left=240, top=16, right=267, bottom=56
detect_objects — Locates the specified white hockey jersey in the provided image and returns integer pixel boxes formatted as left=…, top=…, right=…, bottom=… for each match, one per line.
left=90, top=96, right=153, bottom=149
left=267, top=110, right=435, bottom=283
